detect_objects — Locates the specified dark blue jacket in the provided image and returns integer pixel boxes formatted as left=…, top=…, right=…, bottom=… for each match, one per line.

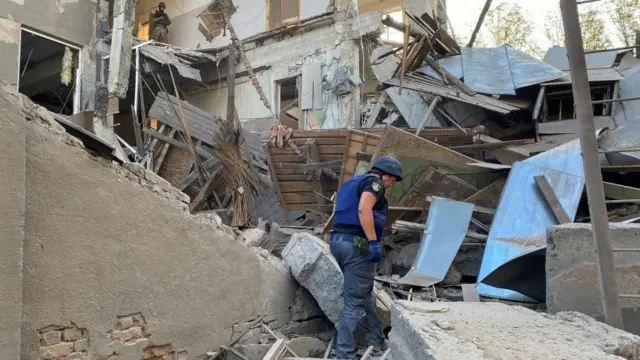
left=333, top=174, right=388, bottom=240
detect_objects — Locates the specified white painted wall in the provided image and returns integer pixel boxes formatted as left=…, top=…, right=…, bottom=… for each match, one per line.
left=136, top=0, right=331, bottom=49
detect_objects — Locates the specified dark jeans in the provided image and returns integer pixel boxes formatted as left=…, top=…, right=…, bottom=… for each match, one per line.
left=330, top=233, right=385, bottom=359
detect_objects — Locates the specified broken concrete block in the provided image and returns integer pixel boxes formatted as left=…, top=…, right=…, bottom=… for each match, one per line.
left=41, top=330, right=62, bottom=346
left=290, top=287, right=324, bottom=321
left=43, top=342, right=74, bottom=359
left=286, top=336, right=326, bottom=357
left=242, top=228, right=268, bottom=247
left=547, top=223, right=640, bottom=335
left=117, top=316, right=134, bottom=330
left=390, top=300, right=640, bottom=360
left=282, top=233, right=344, bottom=325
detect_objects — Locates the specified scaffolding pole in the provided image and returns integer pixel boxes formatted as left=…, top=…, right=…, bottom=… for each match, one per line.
left=559, top=0, right=624, bottom=329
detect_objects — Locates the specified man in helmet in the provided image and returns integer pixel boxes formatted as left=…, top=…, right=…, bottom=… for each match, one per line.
left=330, top=155, right=403, bottom=359
left=150, top=2, right=171, bottom=43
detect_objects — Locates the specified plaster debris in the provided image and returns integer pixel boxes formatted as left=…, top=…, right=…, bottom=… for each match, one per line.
left=390, top=301, right=640, bottom=360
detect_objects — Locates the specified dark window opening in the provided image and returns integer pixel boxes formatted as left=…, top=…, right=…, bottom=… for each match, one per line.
left=542, top=83, right=614, bottom=122
left=277, top=77, right=300, bottom=129
left=18, top=30, right=80, bottom=116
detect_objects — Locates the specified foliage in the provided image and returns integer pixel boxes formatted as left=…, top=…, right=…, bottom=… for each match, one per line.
left=481, top=2, right=543, bottom=58
left=544, top=5, right=612, bottom=51
left=608, top=0, right=640, bottom=46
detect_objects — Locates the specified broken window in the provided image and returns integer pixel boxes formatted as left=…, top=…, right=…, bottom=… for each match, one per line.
left=276, top=77, right=300, bottom=129
left=18, top=29, right=81, bottom=116
left=268, top=0, right=299, bottom=30
left=542, top=83, right=614, bottom=122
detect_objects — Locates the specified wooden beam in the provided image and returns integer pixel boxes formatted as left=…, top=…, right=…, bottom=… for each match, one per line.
left=189, top=167, right=222, bottom=212
left=467, top=0, right=492, bottom=48
left=362, top=92, right=388, bottom=128
left=414, top=96, right=440, bottom=135
left=153, top=128, right=177, bottom=173
left=534, top=175, right=571, bottom=224
left=143, top=128, right=215, bottom=159
left=265, top=143, right=290, bottom=224
left=177, top=157, right=219, bottom=191
left=226, top=43, right=236, bottom=124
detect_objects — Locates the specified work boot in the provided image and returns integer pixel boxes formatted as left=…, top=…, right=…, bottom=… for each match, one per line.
left=370, top=339, right=389, bottom=356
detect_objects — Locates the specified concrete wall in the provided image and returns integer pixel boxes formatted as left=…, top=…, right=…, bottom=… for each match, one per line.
left=547, top=223, right=640, bottom=335
left=0, top=86, right=297, bottom=359
left=0, top=84, right=25, bottom=360
left=135, top=0, right=331, bottom=49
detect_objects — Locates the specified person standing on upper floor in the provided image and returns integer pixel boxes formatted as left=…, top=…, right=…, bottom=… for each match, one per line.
left=150, top=2, right=171, bottom=43
left=330, top=155, right=403, bottom=359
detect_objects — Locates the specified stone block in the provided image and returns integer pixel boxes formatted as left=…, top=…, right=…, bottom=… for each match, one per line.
left=64, top=352, right=84, bottom=360
left=290, top=287, right=324, bottom=321
left=285, top=336, right=326, bottom=357
left=117, top=316, right=134, bottom=330
left=547, top=223, right=640, bottom=335
left=40, top=348, right=54, bottom=360
left=144, top=344, right=172, bottom=358
left=41, top=330, right=62, bottom=346
left=119, top=338, right=150, bottom=360
left=62, top=327, right=84, bottom=341
left=43, top=342, right=74, bottom=358
left=110, top=326, right=143, bottom=342
left=74, top=338, right=90, bottom=352
left=389, top=300, right=640, bottom=360
left=282, top=233, right=344, bottom=325
left=242, top=228, right=268, bottom=247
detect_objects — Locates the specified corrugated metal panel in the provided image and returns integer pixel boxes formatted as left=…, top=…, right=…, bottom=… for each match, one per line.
left=613, top=66, right=640, bottom=127
left=462, top=46, right=515, bottom=95
left=506, top=46, right=565, bottom=88
left=400, top=197, right=474, bottom=288
left=543, top=46, right=619, bottom=71
left=417, top=55, right=463, bottom=80
left=542, top=68, right=624, bottom=85
left=477, top=161, right=585, bottom=301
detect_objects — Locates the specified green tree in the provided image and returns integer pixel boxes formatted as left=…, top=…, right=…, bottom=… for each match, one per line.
left=544, top=6, right=612, bottom=51
left=608, top=0, right=640, bottom=46
left=482, top=2, right=543, bottom=57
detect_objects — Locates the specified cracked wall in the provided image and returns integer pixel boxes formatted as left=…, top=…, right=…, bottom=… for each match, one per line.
left=547, top=223, right=640, bottom=335
left=0, top=83, right=297, bottom=359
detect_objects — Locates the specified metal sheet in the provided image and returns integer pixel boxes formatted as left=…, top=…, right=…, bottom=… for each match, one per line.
left=506, top=46, right=565, bottom=88
left=525, top=137, right=584, bottom=178
left=613, top=66, right=640, bottom=127
left=417, top=55, right=463, bottom=80
left=599, top=125, right=640, bottom=166
left=139, top=45, right=202, bottom=81
left=477, top=161, right=585, bottom=301
left=462, top=47, right=515, bottom=95
left=543, top=46, right=619, bottom=71
left=542, top=68, right=624, bottom=85
left=537, top=116, right=616, bottom=135
left=400, top=197, right=474, bottom=288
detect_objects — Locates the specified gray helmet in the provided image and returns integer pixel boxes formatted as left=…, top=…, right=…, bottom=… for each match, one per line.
left=371, top=155, right=403, bottom=181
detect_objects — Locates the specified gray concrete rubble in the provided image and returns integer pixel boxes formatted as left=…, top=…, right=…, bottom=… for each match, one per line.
left=390, top=300, right=640, bottom=360
left=290, top=287, right=325, bottom=321
left=282, top=233, right=345, bottom=326
left=547, top=223, right=640, bottom=335
left=285, top=336, right=326, bottom=357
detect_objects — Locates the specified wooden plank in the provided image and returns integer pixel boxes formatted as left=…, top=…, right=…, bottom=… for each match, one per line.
left=463, top=178, right=506, bottom=224
left=279, top=182, right=314, bottom=193
left=289, top=137, right=349, bottom=146
left=290, top=129, right=349, bottom=138
left=450, top=138, right=535, bottom=151
left=177, top=157, right=219, bottom=191
left=189, top=167, right=222, bottom=212
left=362, top=92, right=388, bottom=128
left=269, top=145, right=347, bottom=155
left=415, top=96, right=441, bottom=135
left=282, top=192, right=319, bottom=204
left=603, top=181, right=640, bottom=200
left=534, top=175, right=571, bottom=224
left=143, top=128, right=215, bottom=159
left=265, top=143, right=290, bottom=223
left=263, top=339, right=287, bottom=360
left=277, top=175, right=313, bottom=181
left=398, top=167, right=478, bottom=207
left=271, top=154, right=344, bottom=163
left=153, top=128, right=178, bottom=173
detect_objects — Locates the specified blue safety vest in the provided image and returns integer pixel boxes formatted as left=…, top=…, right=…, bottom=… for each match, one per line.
left=333, top=174, right=388, bottom=240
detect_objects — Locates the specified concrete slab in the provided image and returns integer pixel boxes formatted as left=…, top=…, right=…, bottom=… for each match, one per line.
left=390, top=300, right=640, bottom=360
left=282, top=233, right=344, bottom=325
left=547, top=223, right=640, bottom=335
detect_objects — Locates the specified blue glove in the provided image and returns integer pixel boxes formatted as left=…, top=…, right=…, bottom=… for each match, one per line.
left=369, top=240, right=382, bottom=263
